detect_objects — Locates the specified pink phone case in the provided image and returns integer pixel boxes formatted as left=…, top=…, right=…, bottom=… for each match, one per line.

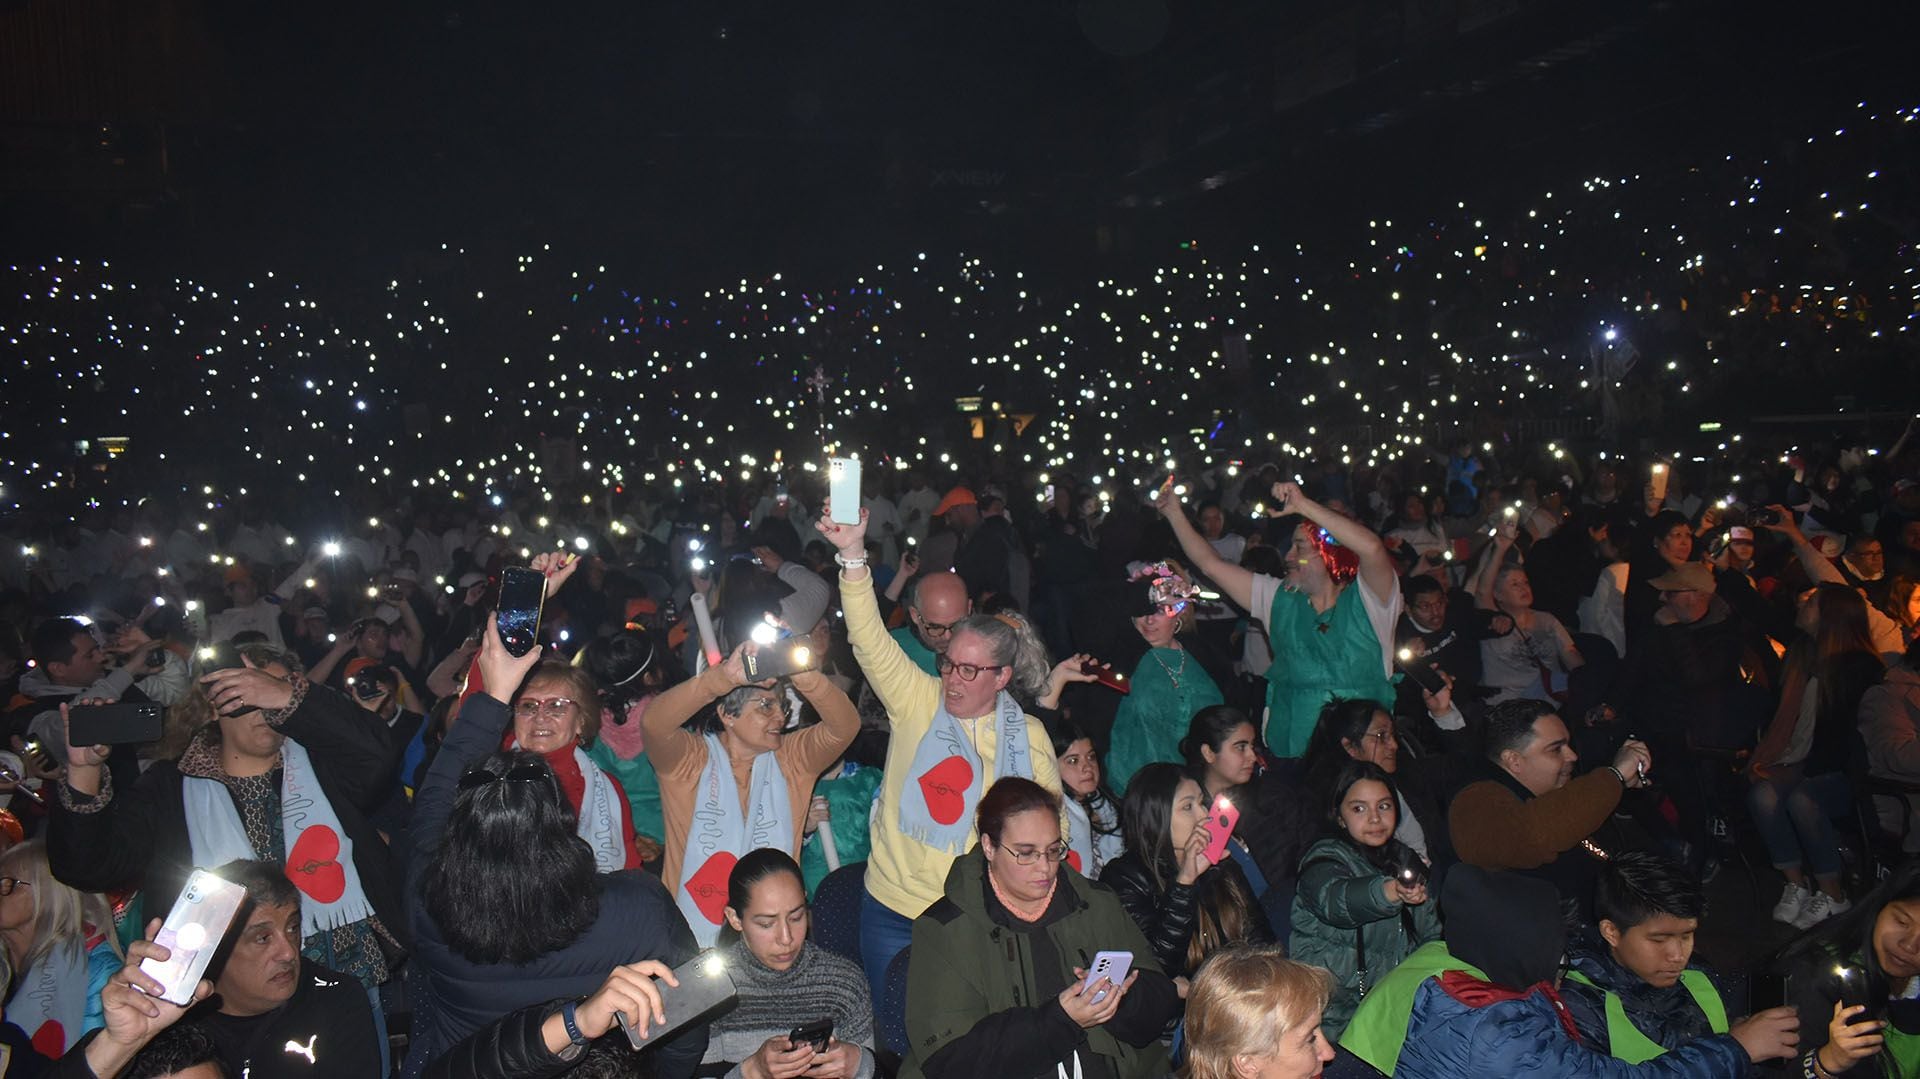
left=1202, top=795, right=1240, bottom=865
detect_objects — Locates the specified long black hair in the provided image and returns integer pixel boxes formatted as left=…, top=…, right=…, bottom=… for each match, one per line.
left=420, top=750, right=601, bottom=965
left=1121, top=762, right=1260, bottom=972
left=1322, top=759, right=1417, bottom=876
left=1181, top=704, right=1256, bottom=790
left=1301, top=697, right=1387, bottom=793
left=1045, top=717, right=1122, bottom=847
left=580, top=628, right=680, bottom=723
left=1782, top=857, right=1920, bottom=1008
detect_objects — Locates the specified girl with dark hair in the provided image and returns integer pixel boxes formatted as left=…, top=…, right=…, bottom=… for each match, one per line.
left=640, top=637, right=859, bottom=947
left=1752, top=583, right=1888, bottom=929
left=1048, top=718, right=1124, bottom=878
left=1777, top=857, right=1920, bottom=1078
left=1288, top=760, right=1440, bottom=1039
left=406, top=556, right=701, bottom=1074
left=1102, top=763, right=1272, bottom=980
left=581, top=628, right=675, bottom=864
left=1298, top=697, right=1453, bottom=869
left=706, top=849, right=875, bottom=1079
left=902, top=777, right=1180, bottom=1079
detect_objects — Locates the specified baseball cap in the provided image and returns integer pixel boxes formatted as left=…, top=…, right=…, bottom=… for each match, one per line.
left=933, top=486, right=978, bottom=516
left=1647, top=562, right=1715, bottom=593
left=1727, top=526, right=1754, bottom=542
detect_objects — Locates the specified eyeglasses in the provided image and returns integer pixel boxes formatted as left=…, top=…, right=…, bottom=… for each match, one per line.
left=0, top=878, right=29, bottom=896
left=513, top=698, right=579, bottom=720
left=1362, top=729, right=1397, bottom=745
left=936, top=655, right=1008, bottom=682
left=732, top=696, right=783, bottom=715
left=914, top=614, right=958, bottom=638
left=457, top=764, right=555, bottom=792
left=996, top=843, right=1070, bottom=866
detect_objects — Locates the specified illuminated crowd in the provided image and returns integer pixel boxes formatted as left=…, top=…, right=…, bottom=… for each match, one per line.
left=1, top=102, right=1920, bottom=1079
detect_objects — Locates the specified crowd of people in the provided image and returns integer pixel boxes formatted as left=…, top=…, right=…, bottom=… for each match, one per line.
left=0, top=418, right=1919, bottom=1079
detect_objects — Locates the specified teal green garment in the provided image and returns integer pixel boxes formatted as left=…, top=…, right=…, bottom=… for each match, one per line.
left=1263, top=584, right=1394, bottom=757
left=801, top=763, right=885, bottom=896
left=1106, top=646, right=1224, bottom=795
left=587, top=739, right=666, bottom=844
left=890, top=624, right=939, bottom=677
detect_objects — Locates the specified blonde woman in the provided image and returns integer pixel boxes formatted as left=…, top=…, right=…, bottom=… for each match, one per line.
left=1181, top=945, right=1336, bottom=1079
left=0, top=838, right=123, bottom=1058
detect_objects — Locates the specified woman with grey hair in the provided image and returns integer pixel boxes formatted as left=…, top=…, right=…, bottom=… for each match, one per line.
left=639, top=639, right=860, bottom=947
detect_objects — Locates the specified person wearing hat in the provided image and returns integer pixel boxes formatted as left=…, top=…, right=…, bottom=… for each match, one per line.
left=207, top=550, right=324, bottom=649
left=1104, top=564, right=1224, bottom=794
left=309, top=602, right=424, bottom=695
left=916, top=486, right=978, bottom=580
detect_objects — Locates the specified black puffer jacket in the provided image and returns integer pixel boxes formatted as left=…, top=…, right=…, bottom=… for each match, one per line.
left=423, top=999, right=579, bottom=1079
left=1100, top=851, right=1272, bottom=978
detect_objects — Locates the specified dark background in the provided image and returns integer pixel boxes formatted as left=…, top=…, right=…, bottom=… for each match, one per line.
left=5, top=0, right=1915, bottom=280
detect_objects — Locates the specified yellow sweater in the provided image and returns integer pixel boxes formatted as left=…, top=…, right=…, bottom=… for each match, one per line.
left=840, top=572, right=1065, bottom=918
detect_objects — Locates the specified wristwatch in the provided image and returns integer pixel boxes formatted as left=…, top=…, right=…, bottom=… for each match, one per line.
left=557, top=999, right=591, bottom=1060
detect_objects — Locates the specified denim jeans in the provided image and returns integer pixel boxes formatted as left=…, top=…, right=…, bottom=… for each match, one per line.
left=1748, top=769, right=1853, bottom=878
left=860, top=889, right=917, bottom=1006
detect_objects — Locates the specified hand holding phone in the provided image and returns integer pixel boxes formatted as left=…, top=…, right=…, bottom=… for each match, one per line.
left=141, top=871, right=248, bottom=1005
left=1081, top=659, right=1131, bottom=695
left=1080, top=952, right=1134, bottom=1006
left=495, top=566, right=546, bottom=658
left=788, top=1018, right=834, bottom=1054
left=574, top=960, right=674, bottom=1046
left=1201, top=794, right=1240, bottom=865
left=615, top=951, right=738, bottom=1050
left=828, top=458, right=863, bottom=526
left=68, top=702, right=164, bottom=746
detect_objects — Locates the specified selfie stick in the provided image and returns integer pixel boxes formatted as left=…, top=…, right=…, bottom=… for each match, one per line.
left=689, top=594, right=723, bottom=668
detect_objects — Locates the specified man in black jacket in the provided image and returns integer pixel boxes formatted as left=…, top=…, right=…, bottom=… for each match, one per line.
left=191, top=859, right=381, bottom=1078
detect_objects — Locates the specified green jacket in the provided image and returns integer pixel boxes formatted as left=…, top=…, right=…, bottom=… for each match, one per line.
left=903, top=849, right=1180, bottom=1079
left=801, top=763, right=885, bottom=897
left=1288, top=837, right=1442, bottom=1039
left=585, top=739, right=664, bottom=845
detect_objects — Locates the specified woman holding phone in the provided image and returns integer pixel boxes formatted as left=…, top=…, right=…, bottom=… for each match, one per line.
left=1101, top=763, right=1271, bottom=981
left=705, top=849, right=875, bottom=1079
left=1288, top=761, right=1440, bottom=1039
left=1776, top=859, right=1920, bottom=1079
left=903, top=777, right=1179, bottom=1079
left=639, top=634, right=860, bottom=948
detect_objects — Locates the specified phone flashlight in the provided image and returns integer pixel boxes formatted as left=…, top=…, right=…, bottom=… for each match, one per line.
left=322, top=541, right=341, bottom=558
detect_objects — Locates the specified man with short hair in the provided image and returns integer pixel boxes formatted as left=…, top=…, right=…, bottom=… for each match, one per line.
left=893, top=572, right=972, bottom=677
left=190, top=859, right=380, bottom=1078
left=1561, top=852, right=1798, bottom=1063
left=918, top=486, right=978, bottom=579
left=1448, top=699, right=1652, bottom=908
left=1840, top=534, right=1890, bottom=609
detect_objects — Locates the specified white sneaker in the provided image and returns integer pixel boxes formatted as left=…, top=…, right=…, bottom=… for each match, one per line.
left=1792, top=891, right=1852, bottom=930
left=1772, top=882, right=1812, bottom=924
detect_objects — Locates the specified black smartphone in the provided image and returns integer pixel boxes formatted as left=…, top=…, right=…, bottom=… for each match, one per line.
left=744, top=640, right=817, bottom=681
left=788, top=1019, right=833, bottom=1054
left=1748, top=969, right=1788, bottom=1012
left=18, top=737, right=58, bottom=773
left=615, top=951, right=739, bottom=1050
left=1394, top=646, right=1445, bottom=695
left=1835, top=964, right=1883, bottom=1021
left=495, top=567, right=546, bottom=658
left=68, top=702, right=165, bottom=746
left=197, top=640, right=244, bottom=674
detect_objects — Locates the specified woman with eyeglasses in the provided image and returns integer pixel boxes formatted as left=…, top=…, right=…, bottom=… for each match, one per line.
left=816, top=503, right=1067, bottom=1007
left=504, top=654, right=644, bottom=873
left=407, top=581, right=703, bottom=1075
left=0, top=838, right=123, bottom=1060
left=903, top=777, right=1180, bottom=1079
left=1299, top=698, right=1454, bottom=873
left=1102, top=763, right=1271, bottom=985
left=1105, top=564, right=1225, bottom=796
left=1156, top=481, right=1401, bottom=758
left=639, top=631, right=860, bottom=948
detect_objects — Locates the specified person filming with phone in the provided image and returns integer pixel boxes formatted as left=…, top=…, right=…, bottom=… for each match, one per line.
left=1774, top=858, right=1920, bottom=1079
left=638, top=623, right=860, bottom=947
left=903, top=777, right=1179, bottom=1079
left=815, top=498, right=1067, bottom=1005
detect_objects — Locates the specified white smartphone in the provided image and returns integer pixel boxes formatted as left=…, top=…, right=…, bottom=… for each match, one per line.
left=828, top=457, right=862, bottom=525
left=141, top=870, right=249, bottom=1005
left=1081, top=950, right=1134, bottom=1005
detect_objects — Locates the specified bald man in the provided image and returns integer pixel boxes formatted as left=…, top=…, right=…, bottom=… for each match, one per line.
left=891, top=571, right=973, bottom=676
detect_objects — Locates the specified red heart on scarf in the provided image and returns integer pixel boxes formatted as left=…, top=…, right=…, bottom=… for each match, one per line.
left=1066, top=850, right=1084, bottom=874
left=31, top=1019, right=65, bottom=1058
left=286, top=824, right=347, bottom=904
left=685, top=851, right=737, bottom=925
left=917, top=755, right=974, bottom=826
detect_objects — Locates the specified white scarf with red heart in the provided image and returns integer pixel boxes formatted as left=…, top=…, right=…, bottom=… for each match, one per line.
left=7, top=938, right=87, bottom=1057
left=675, top=733, right=791, bottom=947
left=900, top=691, right=1031, bottom=854
left=183, top=738, right=372, bottom=939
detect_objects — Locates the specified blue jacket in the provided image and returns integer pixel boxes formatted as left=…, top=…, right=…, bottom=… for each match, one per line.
left=1394, top=973, right=1750, bottom=1079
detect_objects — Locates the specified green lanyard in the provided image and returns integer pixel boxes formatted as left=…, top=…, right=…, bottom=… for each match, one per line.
left=1886, top=1023, right=1920, bottom=1079
left=1564, top=969, right=1728, bottom=1064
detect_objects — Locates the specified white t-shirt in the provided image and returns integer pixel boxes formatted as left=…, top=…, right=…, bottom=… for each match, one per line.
left=1247, top=570, right=1402, bottom=680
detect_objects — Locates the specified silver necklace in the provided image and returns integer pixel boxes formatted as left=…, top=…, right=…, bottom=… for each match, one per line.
left=1150, top=647, right=1188, bottom=690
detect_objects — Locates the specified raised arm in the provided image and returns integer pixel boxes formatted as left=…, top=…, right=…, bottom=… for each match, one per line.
left=1449, top=769, right=1626, bottom=870
left=640, top=649, right=743, bottom=779
left=1270, top=481, right=1397, bottom=604
left=1151, top=483, right=1256, bottom=612
left=787, top=666, right=861, bottom=772
left=816, top=503, right=935, bottom=721
left=1471, top=523, right=1518, bottom=611
left=411, top=624, right=545, bottom=872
